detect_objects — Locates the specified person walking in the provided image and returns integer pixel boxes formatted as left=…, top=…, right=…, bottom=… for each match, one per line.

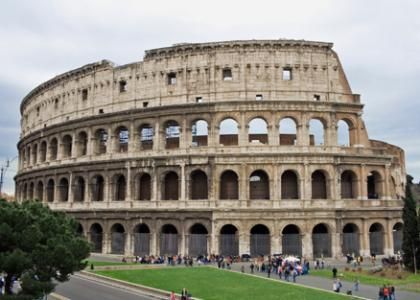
left=332, top=266, right=337, bottom=278
left=170, top=290, right=176, bottom=300
left=353, top=277, right=359, bottom=292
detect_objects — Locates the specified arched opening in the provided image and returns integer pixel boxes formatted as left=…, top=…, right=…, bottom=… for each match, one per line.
left=62, top=135, right=73, bottom=158
left=115, top=126, right=129, bottom=153
left=77, top=131, right=88, bottom=156
left=390, top=176, right=397, bottom=199
left=40, top=141, right=47, bottom=162
left=341, top=170, right=357, bottom=199
left=342, top=223, right=360, bottom=256
left=367, top=171, right=382, bottom=199
left=309, top=119, right=325, bottom=146
left=219, top=118, right=239, bottom=146
left=165, top=120, right=180, bottom=149
left=26, top=146, right=31, bottom=166
left=190, top=170, right=208, bottom=200
left=312, top=223, right=331, bottom=258
left=73, top=177, right=85, bottom=202
left=163, top=172, right=179, bottom=200
left=139, top=124, right=154, bottom=150
left=46, top=179, right=54, bottom=202
left=189, top=223, right=208, bottom=256
left=76, top=223, right=84, bottom=236
left=312, top=170, right=327, bottom=199
left=219, top=224, right=239, bottom=256
left=192, top=120, right=208, bottom=146
left=90, top=223, right=103, bottom=253
left=32, top=144, right=38, bottom=164
left=250, top=224, right=270, bottom=256
left=393, top=222, right=403, bottom=254
left=111, top=223, right=125, bottom=254
left=248, top=118, right=268, bottom=144
left=160, top=224, right=178, bottom=255
left=95, top=129, right=108, bottom=155
left=281, top=170, right=299, bottom=199
left=22, top=183, right=27, bottom=201
left=91, top=175, right=104, bottom=202
left=369, top=223, right=384, bottom=255
left=134, top=224, right=150, bottom=256
left=137, top=173, right=151, bottom=200
left=337, top=120, right=351, bottom=146
left=28, top=182, right=34, bottom=200
left=279, top=117, right=297, bottom=145
left=50, top=138, right=58, bottom=160
left=249, top=170, right=269, bottom=200
left=58, top=178, right=69, bottom=202
left=114, top=175, right=126, bottom=201
left=220, top=170, right=239, bottom=200
left=282, top=225, right=302, bottom=256
left=36, top=181, right=44, bottom=201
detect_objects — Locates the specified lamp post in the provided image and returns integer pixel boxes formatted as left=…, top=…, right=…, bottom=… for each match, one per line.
left=0, top=157, right=17, bottom=197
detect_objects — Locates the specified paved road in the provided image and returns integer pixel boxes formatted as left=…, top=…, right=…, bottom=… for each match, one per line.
left=54, top=274, right=158, bottom=300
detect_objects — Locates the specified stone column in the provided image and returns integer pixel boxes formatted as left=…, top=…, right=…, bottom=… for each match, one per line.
left=239, top=112, right=247, bottom=146
left=359, top=164, right=367, bottom=200
left=239, top=233, right=250, bottom=255
left=68, top=172, right=73, bottom=203
left=271, top=234, right=281, bottom=254
left=102, top=232, right=110, bottom=254
left=385, top=220, right=394, bottom=255
left=126, top=163, right=132, bottom=202
left=331, top=232, right=341, bottom=259
left=302, top=233, right=313, bottom=258
left=240, top=163, right=247, bottom=206
left=153, top=121, right=160, bottom=151
left=104, top=175, right=110, bottom=202
left=360, top=220, right=370, bottom=257
left=150, top=232, right=157, bottom=255
left=125, top=232, right=133, bottom=255
left=152, top=167, right=159, bottom=202
left=180, top=163, right=186, bottom=201
left=181, top=117, right=188, bottom=149
left=384, top=165, right=391, bottom=200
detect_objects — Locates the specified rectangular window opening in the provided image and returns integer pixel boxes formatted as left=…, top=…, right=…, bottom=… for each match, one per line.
left=282, top=68, right=292, bottom=81
left=313, top=94, right=321, bottom=101
left=82, top=89, right=88, bottom=100
left=167, top=72, right=177, bottom=85
left=119, top=80, right=127, bottom=93
left=222, top=68, right=233, bottom=81
left=98, top=109, right=104, bottom=114
left=196, top=97, right=203, bottom=103
left=143, top=102, right=149, bottom=108
left=256, top=94, right=263, bottom=101
left=54, top=98, right=59, bottom=109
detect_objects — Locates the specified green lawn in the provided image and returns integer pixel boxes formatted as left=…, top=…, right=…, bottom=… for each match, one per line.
left=310, top=268, right=420, bottom=292
left=95, top=267, right=349, bottom=300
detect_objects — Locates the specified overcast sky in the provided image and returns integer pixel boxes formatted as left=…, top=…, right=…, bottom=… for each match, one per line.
left=1, top=0, right=419, bottom=194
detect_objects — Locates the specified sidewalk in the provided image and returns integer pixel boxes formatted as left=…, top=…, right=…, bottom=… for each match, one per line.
left=228, top=262, right=418, bottom=300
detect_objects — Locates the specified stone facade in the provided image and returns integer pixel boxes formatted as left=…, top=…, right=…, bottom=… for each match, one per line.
left=15, top=40, right=405, bottom=258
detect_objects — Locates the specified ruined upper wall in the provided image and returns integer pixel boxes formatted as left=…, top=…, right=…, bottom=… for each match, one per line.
left=20, top=39, right=360, bottom=137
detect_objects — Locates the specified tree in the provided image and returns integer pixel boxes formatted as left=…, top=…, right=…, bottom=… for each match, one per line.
left=402, top=175, right=420, bottom=273
left=0, top=199, right=90, bottom=298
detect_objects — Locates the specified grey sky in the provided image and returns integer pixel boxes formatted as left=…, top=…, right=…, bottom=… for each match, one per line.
left=1, top=0, right=419, bottom=194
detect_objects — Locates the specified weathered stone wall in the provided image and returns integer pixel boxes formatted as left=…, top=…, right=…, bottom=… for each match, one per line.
left=15, top=40, right=405, bottom=258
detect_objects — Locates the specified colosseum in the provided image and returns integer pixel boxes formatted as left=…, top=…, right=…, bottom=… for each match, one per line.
left=15, top=40, right=405, bottom=259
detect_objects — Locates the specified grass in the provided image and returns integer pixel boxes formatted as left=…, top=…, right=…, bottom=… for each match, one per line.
left=310, top=268, right=420, bottom=292
left=95, top=267, right=349, bottom=300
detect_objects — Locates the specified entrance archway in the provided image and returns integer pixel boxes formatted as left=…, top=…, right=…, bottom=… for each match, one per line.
left=219, top=224, right=239, bottom=256
left=250, top=224, right=270, bottom=256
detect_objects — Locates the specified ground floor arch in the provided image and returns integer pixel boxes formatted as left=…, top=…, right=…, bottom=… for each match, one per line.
left=312, top=223, right=331, bottom=258
left=111, top=223, right=126, bottom=254
left=342, top=223, right=360, bottom=256
left=282, top=225, right=302, bottom=256
left=393, top=222, right=403, bottom=254
left=369, top=223, right=384, bottom=255
left=160, top=224, right=178, bottom=255
left=189, top=223, right=208, bottom=256
left=134, top=223, right=150, bottom=256
left=90, top=223, right=103, bottom=253
left=219, top=224, right=239, bottom=256
left=250, top=224, right=270, bottom=256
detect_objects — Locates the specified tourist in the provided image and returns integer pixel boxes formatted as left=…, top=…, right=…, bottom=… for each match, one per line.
left=181, top=287, right=188, bottom=300
left=390, top=285, right=395, bottom=300
left=332, top=266, right=337, bottom=278
left=250, top=262, right=254, bottom=273
left=383, top=284, right=389, bottom=300
left=335, top=279, right=342, bottom=293
left=353, top=277, right=359, bottom=292
left=241, top=265, right=245, bottom=273
left=170, top=290, right=176, bottom=300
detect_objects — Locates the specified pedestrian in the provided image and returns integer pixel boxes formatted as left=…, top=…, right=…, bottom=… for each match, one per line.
left=267, top=266, right=271, bottom=278
left=181, top=287, right=188, bottom=300
left=390, top=285, right=395, bottom=300
left=353, top=277, right=359, bottom=292
left=378, top=286, right=384, bottom=300
left=0, top=276, right=3, bottom=296
left=383, top=284, right=389, bottom=300
left=333, top=280, right=337, bottom=292
left=278, top=266, right=282, bottom=279
left=170, top=290, right=176, bottom=300
left=292, top=269, right=297, bottom=283
left=250, top=263, right=254, bottom=273
left=332, top=266, right=337, bottom=278
left=336, top=279, right=342, bottom=293
left=241, top=265, right=245, bottom=273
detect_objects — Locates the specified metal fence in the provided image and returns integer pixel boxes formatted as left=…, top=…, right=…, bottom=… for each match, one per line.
left=220, top=234, right=239, bottom=256
left=111, top=232, right=125, bottom=254
left=369, top=232, right=384, bottom=255
left=312, top=233, right=331, bottom=257
left=189, top=234, right=207, bottom=256
left=250, top=234, right=270, bottom=256
left=342, top=233, right=360, bottom=255
left=393, top=230, right=402, bottom=254
left=90, top=233, right=103, bottom=253
left=134, top=233, right=150, bottom=256
left=282, top=234, right=302, bottom=256
left=160, top=233, right=178, bottom=255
